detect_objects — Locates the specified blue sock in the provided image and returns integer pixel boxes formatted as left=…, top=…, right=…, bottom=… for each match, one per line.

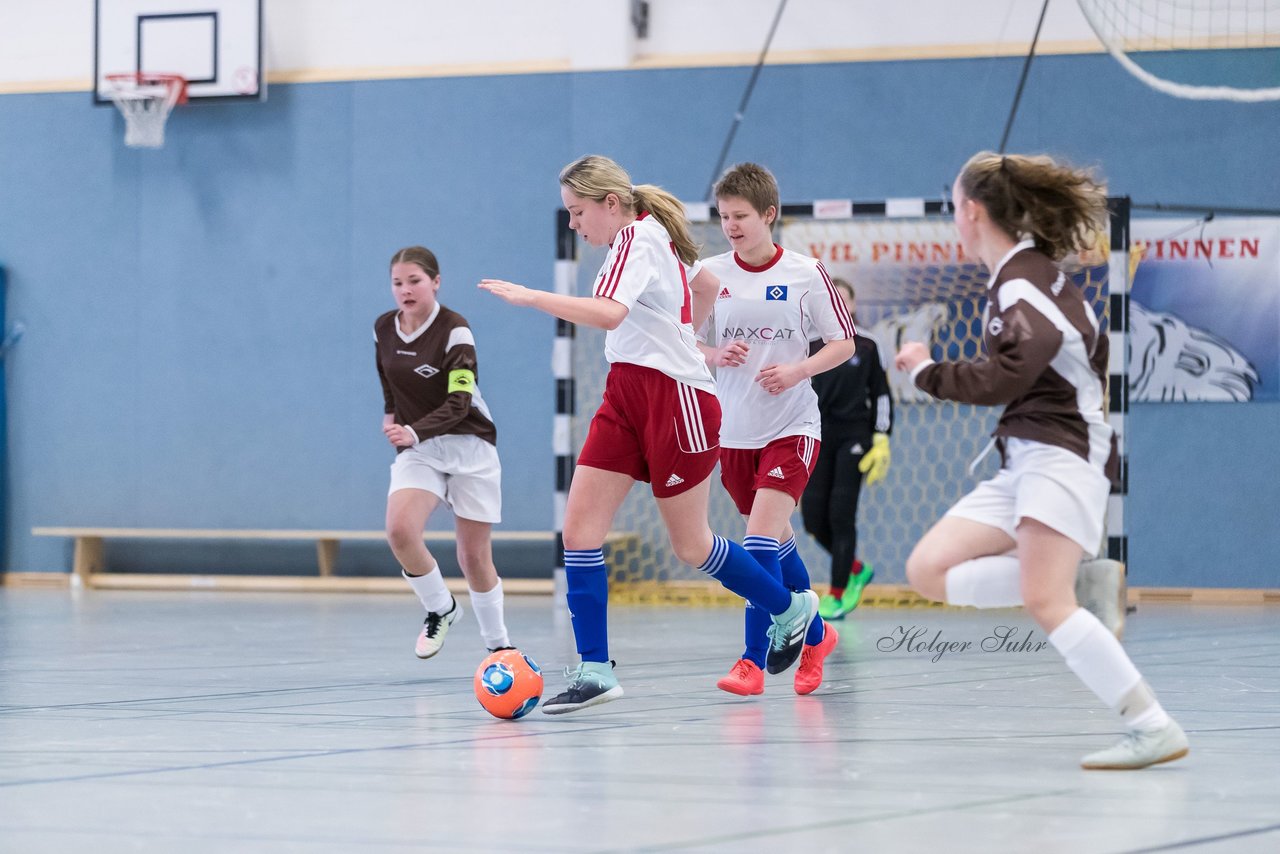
left=780, top=537, right=825, bottom=646
left=741, top=536, right=781, bottom=668
left=564, top=548, right=609, bottom=663
left=698, top=535, right=791, bottom=615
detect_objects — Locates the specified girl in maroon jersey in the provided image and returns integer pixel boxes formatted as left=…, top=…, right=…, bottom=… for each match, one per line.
left=375, top=246, right=512, bottom=661
left=896, top=152, right=1187, bottom=769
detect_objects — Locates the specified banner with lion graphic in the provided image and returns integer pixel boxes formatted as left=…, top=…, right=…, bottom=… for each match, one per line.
left=1130, top=217, right=1278, bottom=403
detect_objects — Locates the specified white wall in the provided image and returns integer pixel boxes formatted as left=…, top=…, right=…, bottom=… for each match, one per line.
left=0, top=0, right=97, bottom=88
left=0, top=0, right=1107, bottom=92
left=643, top=0, right=1099, bottom=61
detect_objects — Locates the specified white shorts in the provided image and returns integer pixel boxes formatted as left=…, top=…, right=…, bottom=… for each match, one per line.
left=946, top=437, right=1110, bottom=553
left=388, top=434, right=502, bottom=524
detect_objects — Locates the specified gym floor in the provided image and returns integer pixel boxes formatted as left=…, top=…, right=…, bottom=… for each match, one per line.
left=1, top=588, right=1276, bottom=853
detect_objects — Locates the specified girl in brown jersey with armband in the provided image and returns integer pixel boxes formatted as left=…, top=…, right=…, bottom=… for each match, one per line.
left=896, top=152, right=1187, bottom=770
left=375, top=246, right=513, bottom=660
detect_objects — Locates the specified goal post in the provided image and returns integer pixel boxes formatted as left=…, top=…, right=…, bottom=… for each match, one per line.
left=552, top=198, right=1130, bottom=605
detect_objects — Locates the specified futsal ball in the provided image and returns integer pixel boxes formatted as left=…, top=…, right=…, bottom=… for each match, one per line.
left=474, top=649, right=543, bottom=719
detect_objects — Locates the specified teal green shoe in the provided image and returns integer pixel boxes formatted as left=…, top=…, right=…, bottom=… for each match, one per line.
left=841, top=564, right=875, bottom=613
left=542, top=660, right=623, bottom=715
left=818, top=594, right=843, bottom=620
left=766, top=590, right=820, bottom=674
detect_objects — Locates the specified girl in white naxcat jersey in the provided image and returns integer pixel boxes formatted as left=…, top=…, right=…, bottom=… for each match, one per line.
left=700, top=163, right=857, bottom=697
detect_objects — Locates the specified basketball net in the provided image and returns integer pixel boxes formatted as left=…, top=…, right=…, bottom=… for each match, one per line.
left=106, top=73, right=188, bottom=148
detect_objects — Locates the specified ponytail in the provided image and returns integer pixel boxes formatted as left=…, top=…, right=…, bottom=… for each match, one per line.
left=959, top=151, right=1107, bottom=261
left=633, top=184, right=699, bottom=266
left=560, top=154, right=700, bottom=265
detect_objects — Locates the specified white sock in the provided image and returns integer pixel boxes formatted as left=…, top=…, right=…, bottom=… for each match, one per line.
left=1114, top=680, right=1174, bottom=732
left=469, top=580, right=510, bottom=650
left=944, top=555, right=1023, bottom=607
left=403, top=567, right=453, bottom=614
left=1049, top=608, right=1170, bottom=729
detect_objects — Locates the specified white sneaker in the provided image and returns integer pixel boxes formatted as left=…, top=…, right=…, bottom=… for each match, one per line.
left=1081, top=720, right=1189, bottom=770
left=1076, top=558, right=1127, bottom=639
left=414, top=598, right=462, bottom=659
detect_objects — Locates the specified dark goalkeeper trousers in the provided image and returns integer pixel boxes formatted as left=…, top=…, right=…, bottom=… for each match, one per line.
left=800, top=428, right=867, bottom=591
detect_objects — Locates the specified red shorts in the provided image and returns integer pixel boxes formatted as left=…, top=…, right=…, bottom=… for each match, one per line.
left=719, top=435, right=819, bottom=515
left=578, top=362, right=721, bottom=498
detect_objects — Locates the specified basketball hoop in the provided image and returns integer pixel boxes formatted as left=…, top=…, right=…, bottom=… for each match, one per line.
left=105, top=73, right=188, bottom=149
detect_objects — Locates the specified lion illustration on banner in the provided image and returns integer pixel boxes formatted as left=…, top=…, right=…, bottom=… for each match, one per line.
left=865, top=300, right=1259, bottom=403
left=863, top=303, right=950, bottom=403
left=1129, top=301, right=1259, bottom=402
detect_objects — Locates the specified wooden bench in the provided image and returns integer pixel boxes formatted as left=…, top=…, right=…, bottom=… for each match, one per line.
left=31, top=527, right=638, bottom=593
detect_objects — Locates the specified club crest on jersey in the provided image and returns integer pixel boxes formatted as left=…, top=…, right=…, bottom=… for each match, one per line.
left=718, top=287, right=732, bottom=300
left=414, top=364, right=440, bottom=379
left=765, top=285, right=788, bottom=301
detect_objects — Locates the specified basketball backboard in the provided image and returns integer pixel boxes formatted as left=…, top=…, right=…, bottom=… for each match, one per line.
left=94, top=0, right=264, bottom=104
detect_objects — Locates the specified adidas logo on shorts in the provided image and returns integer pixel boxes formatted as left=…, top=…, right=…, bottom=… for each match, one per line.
left=767, top=466, right=785, bottom=479
left=665, top=473, right=685, bottom=487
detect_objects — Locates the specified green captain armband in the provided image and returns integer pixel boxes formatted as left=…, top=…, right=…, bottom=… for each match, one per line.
left=448, top=369, right=476, bottom=394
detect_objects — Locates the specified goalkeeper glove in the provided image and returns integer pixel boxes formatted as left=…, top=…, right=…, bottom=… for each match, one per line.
left=858, top=432, right=891, bottom=485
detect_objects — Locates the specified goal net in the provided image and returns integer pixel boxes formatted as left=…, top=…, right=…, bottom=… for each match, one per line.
left=565, top=204, right=1119, bottom=605
left=1077, top=0, right=1280, bottom=101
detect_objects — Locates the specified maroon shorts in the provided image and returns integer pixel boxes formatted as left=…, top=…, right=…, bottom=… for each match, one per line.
left=577, top=362, right=721, bottom=498
left=719, top=434, right=819, bottom=515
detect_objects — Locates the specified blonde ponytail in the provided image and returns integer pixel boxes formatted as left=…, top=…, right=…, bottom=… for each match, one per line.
left=632, top=184, right=699, bottom=266
left=560, top=154, right=700, bottom=265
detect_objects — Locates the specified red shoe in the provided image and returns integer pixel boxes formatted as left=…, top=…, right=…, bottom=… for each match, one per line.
left=794, top=624, right=839, bottom=695
left=716, top=658, right=764, bottom=695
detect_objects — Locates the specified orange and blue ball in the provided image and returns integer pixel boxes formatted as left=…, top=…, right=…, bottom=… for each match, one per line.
left=474, top=649, right=543, bottom=719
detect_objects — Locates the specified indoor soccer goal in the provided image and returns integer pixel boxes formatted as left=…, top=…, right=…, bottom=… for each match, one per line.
left=553, top=199, right=1129, bottom=605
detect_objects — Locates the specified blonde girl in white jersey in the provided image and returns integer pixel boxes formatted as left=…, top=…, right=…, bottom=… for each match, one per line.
left=480, top=155, right=820, bottom=714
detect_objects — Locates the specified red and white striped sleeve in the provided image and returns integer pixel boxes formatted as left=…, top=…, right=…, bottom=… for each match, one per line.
left=593, top=224, right=657, bottom=309
left=809, top=260, right=857, bottom=341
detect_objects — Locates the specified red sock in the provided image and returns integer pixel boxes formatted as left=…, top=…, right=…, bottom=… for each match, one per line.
left=829, top=587, right=845, bottom=599
left=850, top=560, right=864, bottom=576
